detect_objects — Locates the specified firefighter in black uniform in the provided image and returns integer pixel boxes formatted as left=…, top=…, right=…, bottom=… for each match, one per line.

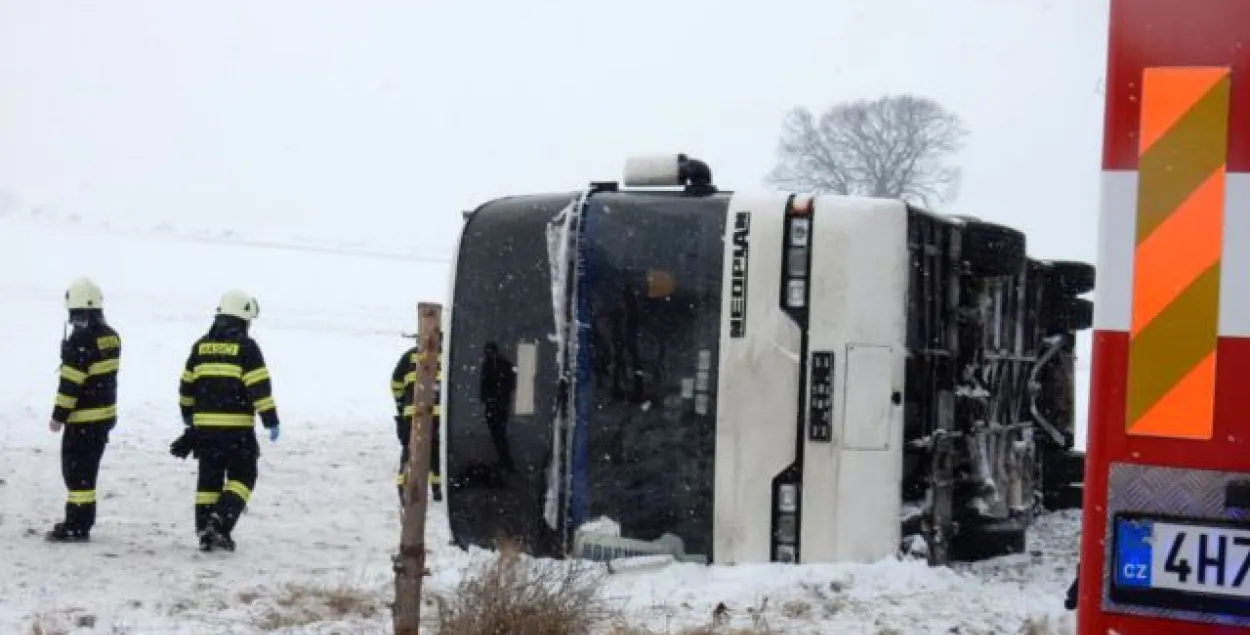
left=169, top=289, right=279, bottom=552
left=390, top=339, right=442, bottom=504
left=46, top=277, right=121, bottom=542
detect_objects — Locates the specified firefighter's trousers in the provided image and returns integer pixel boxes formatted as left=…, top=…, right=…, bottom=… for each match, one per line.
left=396, top=424, right=440, bottom=502
left=194, top=440, right=259, bottom=536
left=61, top=426, right=109, bottom=532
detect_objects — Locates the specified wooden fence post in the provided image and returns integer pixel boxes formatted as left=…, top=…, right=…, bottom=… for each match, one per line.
left=393, top=302, right=442, bottom=635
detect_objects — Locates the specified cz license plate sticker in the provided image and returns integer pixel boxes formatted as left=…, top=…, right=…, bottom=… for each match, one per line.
left=1112, top=513, right=1250, bottom=616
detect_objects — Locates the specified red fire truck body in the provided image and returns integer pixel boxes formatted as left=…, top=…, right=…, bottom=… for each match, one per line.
left=1078, top=0, right=1250, bottom=632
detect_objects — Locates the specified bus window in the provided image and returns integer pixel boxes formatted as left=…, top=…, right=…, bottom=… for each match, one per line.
left=445, top=194, right=574, bottom=557
left=571, top=192, right=728, bottom=560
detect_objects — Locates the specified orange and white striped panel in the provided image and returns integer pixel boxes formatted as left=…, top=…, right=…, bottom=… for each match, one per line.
left=1094, top=67, right=1250, bottom=440
left=1126, top=68, right=1229, bottom=439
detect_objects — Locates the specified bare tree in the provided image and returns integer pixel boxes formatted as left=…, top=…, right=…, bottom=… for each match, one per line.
left=766, top=94, right=969, bottom=207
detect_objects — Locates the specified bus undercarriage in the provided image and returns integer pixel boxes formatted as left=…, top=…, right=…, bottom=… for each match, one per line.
left=901, top=208, right=1092, bottom=561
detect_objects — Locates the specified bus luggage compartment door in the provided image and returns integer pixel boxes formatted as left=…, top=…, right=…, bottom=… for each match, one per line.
left=833, top=343, right=903, bottom=563
left=842, top=344, right=895, bottom=451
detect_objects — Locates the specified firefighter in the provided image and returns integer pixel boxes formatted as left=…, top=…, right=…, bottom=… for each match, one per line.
left=390, top=339, right=442, bottom=504
left=46, top=277, right=121, bottom=542
left=169, top=289, right=279, bottom=552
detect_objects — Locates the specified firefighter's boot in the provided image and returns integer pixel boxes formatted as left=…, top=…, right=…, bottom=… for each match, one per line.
left=45, top=521, right=89, bottom=543
left=431, top=472, right=443, bottom=502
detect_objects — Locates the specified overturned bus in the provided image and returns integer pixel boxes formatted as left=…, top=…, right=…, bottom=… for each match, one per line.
left=439, top=154, right=1092, bottom=566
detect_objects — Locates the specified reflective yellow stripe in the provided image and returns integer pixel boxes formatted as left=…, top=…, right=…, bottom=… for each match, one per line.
left=242, top=368, right=269, bottom=386
left=395, top=472, right=406, bottom=485
left=192, top=413, right=253, bottom=427
left=193, top=363, right=242, bottom=379
left=60, top=366, right=87, bottom=384
left=96, top=335, right=120, bottom=349
left=67, top=490, right=96, bottom=504
left=429, top=472, right=441, bottom=485
left=88, top=358, right=119, bottom=375
left=253, top=396, right=275, bottom=412
left=180, top=396, right=195, bottom=407
left=402, top=404, right=442, bottom=417
left=223, top=479, right=251, bottom=503
left=181, top=370, right=194, bottom=383
left=405, top=369, right=443, bottom=383
left=55, top=394, right=78, bottom=409
left=195, top=491, right=220, bottom=505
left=68, top=405, right=116, bottom=423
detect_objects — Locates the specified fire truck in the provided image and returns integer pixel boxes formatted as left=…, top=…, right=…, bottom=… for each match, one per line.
left=439, top=153, right=1092, bottom=567
left=1076, top=0, right=1250, bottom=632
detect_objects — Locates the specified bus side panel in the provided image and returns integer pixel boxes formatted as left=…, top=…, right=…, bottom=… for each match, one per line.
left=712, top=193, right=798, bottom=565
left=802, top=197, right=909, bottom=563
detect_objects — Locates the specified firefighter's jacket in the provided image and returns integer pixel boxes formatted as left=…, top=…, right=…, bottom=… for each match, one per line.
left=179, top=317, right=279, bottom=442
left=389, top=345, right=442, bottom=447
left=52, top=317, right=121, bottom=429
left=391, top=346, right=417, bottom=446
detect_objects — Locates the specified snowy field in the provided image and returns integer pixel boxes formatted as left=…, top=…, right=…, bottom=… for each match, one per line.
left=0, top=215, right=1082, bottom=634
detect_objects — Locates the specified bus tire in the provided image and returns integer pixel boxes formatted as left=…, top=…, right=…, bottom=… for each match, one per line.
left=1045, top=260, right=1096, bottom=296
left=1061, top=297, right=1094, bottom=331
left=1045, top=484, right=1085, bottom=511
left=961, top=221, right=1027, bottom=278
left=1040, top=446, right=1086, bottom=511
left=951, top=521, right=1027, bottom=560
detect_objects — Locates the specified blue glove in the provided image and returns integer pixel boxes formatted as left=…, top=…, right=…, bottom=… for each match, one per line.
left=268, top=426, right=280, bottom=442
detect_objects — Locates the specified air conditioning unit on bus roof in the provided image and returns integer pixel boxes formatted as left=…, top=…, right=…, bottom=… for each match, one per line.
left=622, top=153, right=716, bottom=192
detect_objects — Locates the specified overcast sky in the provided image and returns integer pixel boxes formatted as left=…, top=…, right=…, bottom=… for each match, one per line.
left=0, top=0, right=1109, bottom=262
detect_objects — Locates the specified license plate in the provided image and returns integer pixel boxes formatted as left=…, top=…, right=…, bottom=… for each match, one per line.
left=1112, top=513, right=1250, bottom=616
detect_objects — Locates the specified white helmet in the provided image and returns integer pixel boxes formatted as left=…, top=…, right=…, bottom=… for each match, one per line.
left=216, top=289, right=260, bottom=320
left=65, top=277, right=104, bottom=310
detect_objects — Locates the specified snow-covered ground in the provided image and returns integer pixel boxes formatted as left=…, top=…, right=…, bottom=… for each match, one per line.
left=0, top=215, right=1082, bottom=634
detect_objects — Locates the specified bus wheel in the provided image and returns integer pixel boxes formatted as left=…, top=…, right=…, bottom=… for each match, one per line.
left=950, top=521, right=1027, bottom=561
left=1049, top=297, right=1093, bottom=332
left=960, top=221, right=1027, bottom=278
left=1046, top=483, right=1085, bottom=510
left=1044, top=260, right=1096, bottom=296
left=1041, top=446, right=1087, bottom=511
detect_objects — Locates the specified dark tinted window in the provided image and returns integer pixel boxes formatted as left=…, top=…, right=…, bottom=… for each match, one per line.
left=571, top=191, right=728, bottom=561
left=445, top=194, right=574, bottom=556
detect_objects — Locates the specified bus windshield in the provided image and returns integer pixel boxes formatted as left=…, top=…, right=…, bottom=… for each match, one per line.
left=571, top=191, right=728, bottom=561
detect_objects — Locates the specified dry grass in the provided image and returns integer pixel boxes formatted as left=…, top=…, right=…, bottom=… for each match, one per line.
left=601, top=594, right=784, bottom=635
left=248, top=581, right=385, bottom=631
left=432, top=539, right=614, bottom=635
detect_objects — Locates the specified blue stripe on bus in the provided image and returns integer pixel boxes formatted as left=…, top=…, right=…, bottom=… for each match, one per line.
left=569, top=199, right=594, bottom=532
